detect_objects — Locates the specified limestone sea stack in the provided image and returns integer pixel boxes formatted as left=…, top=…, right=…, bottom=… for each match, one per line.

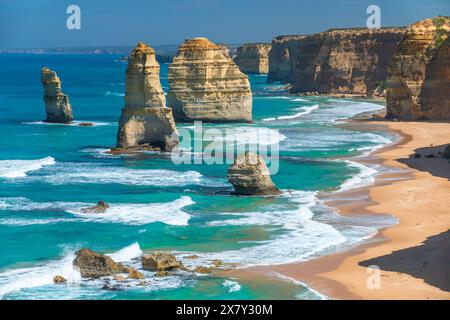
left=386, top=17, right=450, bottom=120
left=167, top=37, right=252, bottom=122
left=116, top=42, right=178, bottom=151
left=41, top=67, right=73, bottom=123
left=234, top=43, right=271, bottom=74
left=227, top=152, right=280, bottom=196
left=289, top=28, right=405, bottom=97
left=268, top=35, right=305, bottom=83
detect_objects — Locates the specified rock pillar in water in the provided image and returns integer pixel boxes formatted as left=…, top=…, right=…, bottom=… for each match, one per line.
left=41, top=67, right=73, bottom=123
left=167, top=37, right=252, bottom=123
left=116, top=42, right=178, bottom=151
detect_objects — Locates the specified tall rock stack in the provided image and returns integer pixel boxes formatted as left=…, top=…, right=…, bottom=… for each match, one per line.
left=386, top=17, right=450, bottom=120
left=116, top=42, right=178, bottom=151
left=234, top=43, right=271, bottom=74
left=290, top=28, right=405, bottom=97
left=167, top=37, right=252, bottom=123
left=41, top=67, right=73, bottom=123
left=268, top=35, right=305, bottom=83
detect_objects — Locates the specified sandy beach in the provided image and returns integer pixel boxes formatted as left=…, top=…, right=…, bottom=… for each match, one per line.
left=225, top=120, right=450, bottom=300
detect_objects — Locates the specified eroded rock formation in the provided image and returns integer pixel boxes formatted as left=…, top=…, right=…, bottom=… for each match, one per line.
left=41, top=67, right=73, bottom=123
left=227, top=152, right=280, bottom=196
left=234, top=43, right=271, bottom=74
left=73, top=248, right=130, bottom=278
left=80, top=201, right=109, bottom=214
left=289, top=28, right=405, bottom=96
left=268, top=35, right=305, bottom=83
left=116, top=42, right=178, bottom=151
left=141, top=252, right=182, bottom=271
left=387, top=17, right=450, bottom=120
left=167, top=37, right=252, bottom=122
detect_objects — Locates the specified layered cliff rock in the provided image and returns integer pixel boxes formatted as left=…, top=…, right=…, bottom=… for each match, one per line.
left=289, top=28, right=405, bottom=96
left=116, top=42, right=178, bottom=151
left=268, top=35, right=305, bottom=83
left=227, top=152, right=280, bottom=196
left=41, top=67, right=73, bottom=123
left=386, top=17, right=450, bottom=120
left=234, top=43, right=271, bottom=74
left=167, top=37, right=252, bottom=122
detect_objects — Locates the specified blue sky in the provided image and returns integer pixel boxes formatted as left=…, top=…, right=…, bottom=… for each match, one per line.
left=0, top=0, right=449, bottom=48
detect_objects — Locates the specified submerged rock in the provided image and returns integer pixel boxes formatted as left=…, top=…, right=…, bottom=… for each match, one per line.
left=127, top=268, right=145, bottom=280
left=387, top=16, right=450, bottom=120
left=141, top=252, right=182, bottom=271
left=53, top=275, right=67, bottom=284
left=227, top=152, right=280, bottom=196
left=234, top=43, right=271, bottom=74
left=41, top=67, right=73, bottom=123
left=116, top=42, right=179, bottom=151
left=80, top=201, right=109, bottom=214
left=73, top=248, right=129, bottom=278
left=167, top=37, right=252, bottom=122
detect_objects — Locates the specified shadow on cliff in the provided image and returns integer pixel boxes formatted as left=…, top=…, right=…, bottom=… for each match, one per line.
left=360, top=230, right=450, bottom=292
left=397, top=144, right=450, bottom=180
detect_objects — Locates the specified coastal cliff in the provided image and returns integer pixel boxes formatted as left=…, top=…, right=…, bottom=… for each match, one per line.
left=234, top=43, right=271, bottom=74
left=41, top=67, right=73, bottom=123
left=167, top=37, right=252, bottom=122
left=116, top=42, right=178, bottom=151
left=386, top=17, right=450, bottom=120
left=289, top=28, right=405, bottom=96
left=268, top=35, right=305, bottom=83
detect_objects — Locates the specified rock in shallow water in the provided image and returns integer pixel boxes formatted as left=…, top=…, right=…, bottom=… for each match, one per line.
left=141, top=252, right=182, bottom=271
left=167, top=37, right=252, bottom=123
left=53, top=275, right=67, bottom=284
left=227, top=152, right=280, bottom=196
left=41, top=67, right=73, bottom=123
left=80, top=200, right=109, bottom=214
left=73, top=248, right=129, bottom=278
left=116, top=42, right=179, bottom=151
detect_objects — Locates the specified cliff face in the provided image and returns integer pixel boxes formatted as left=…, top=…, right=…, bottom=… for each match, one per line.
left=41, top=67, right=73, bottom=123
left=234, top=43, right=271, bottom=74
left=116, top=42, right=178, bottom=151
left=267, top=35, right=305, bottom=83
left=386, top=17, right=450, bottom=120
left=167, top=37, right=252, bottom=123
left=290, top=28, right=405, bottom=96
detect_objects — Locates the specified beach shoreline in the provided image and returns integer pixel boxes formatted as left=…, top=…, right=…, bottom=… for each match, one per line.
left=223, top=120, right=450, bottom=300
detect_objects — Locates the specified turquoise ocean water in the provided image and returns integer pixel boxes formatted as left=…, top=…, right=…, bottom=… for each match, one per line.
left=0, top=54, right=397, bottom=299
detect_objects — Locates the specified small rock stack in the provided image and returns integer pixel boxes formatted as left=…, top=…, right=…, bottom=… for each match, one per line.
left=41, top=67, right=73, bottom=123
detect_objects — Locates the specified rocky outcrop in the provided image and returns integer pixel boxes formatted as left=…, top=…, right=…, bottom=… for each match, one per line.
left=227, top=152, right=280, bottom=196
left=116, top=42, right=178, bottom=151
left=80, top=201, right=109, bottom=214
left=141, top=252, right=182, bottom=271
left=73, top=248, right=129, bottom=278
left=387, top=17, right=450, bottom=120
left=53, top=275, right=66, bottom=284
left=234, top=43, right=271, bottom=74
left=41, top=67, right=73, bottom=123
left=289, top=28, right=405, bottom=96
left=268, top=35, right=305, bottom=83
left=167, top=37, right=252, bottom=122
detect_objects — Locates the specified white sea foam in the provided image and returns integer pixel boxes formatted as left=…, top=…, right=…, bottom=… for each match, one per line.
left=107, top=242, right=142, bottom=262
left=68, top=196, right=194, bottom=226
left=0, top=251, right=81, bottom=299
left=23, top=121, right=112, bottom=127
left=0, top=196, right=194, bottom=226
left=271, top=272, right=328, bottom=300
left=24, top=162, right=215, bottom=187
left=182, top=191, right=347, bottom=267
left=0, top=157, right=55, bottom=178
left=263, top=105, right=319, bottom=122
left=104, top=91, right=125, bottom=97
left=337, top=160, right=378, bottom=192
left=222, top=280, right=241, bottom=293
left=210, top=127, right=287, bottom=146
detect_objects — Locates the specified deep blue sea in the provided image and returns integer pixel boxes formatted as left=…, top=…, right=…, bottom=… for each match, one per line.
left=0, top=54, right=397, bottom=299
